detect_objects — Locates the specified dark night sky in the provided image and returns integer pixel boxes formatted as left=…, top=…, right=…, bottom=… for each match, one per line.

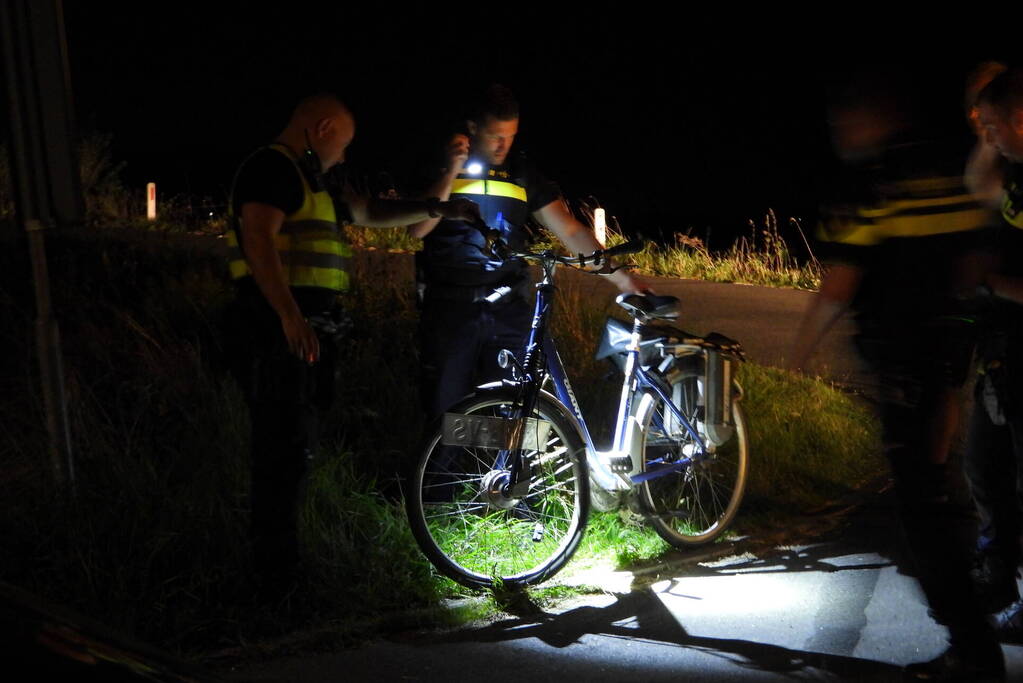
left=59, top=5, right=1017, bottom=245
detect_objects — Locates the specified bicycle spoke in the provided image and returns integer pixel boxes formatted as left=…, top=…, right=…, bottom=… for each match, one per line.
left=410, top=391, right=589, bottom=588
left=639, top=373, right=747, bottom=546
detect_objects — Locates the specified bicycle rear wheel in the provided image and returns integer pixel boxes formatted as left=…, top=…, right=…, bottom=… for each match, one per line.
left=637, top=369, right=748, bottom=547
left=407, top=389, right=589, bottom=589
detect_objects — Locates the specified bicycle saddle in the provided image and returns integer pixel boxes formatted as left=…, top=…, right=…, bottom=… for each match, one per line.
left=615, top=293, right=680, bottom=320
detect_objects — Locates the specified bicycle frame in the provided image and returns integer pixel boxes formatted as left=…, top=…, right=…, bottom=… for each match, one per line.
left=501, top=254, right=709, bottom=495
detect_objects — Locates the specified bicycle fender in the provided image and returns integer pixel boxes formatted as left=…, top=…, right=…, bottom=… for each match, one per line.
left=462, top=385, right=589, bottom=463
left=628, top=392, right=659, bottom=475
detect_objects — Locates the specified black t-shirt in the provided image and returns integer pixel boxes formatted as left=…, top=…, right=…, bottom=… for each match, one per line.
left=504, top=153, right=562, bottom=213
left=232, top=146, right=354, bottom=224
left=231, top=147, right=305, bottom=217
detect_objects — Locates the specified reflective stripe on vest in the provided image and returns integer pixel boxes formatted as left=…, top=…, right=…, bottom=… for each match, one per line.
left=226, top=144, right=351, bottom=292
left=1002, top=178, right=1023, bottom=230
left=818, top=177, right=988, bottom=247
left=450, top=177, right=528, bottom=202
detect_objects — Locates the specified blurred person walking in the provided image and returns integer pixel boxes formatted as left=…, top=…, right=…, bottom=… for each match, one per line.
left=790, top=73, right=999, bottom=680
left=963, top=65, right=1023, bottom=642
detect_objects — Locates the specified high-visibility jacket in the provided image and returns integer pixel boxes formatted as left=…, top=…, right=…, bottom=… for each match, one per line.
left=421, top=161, right=534, bottom=287
left=1000, top=163, right=1023, bottom=230
left=819, top=172, right=989, bottom=247
left=227, top=144, right=352, bottom=292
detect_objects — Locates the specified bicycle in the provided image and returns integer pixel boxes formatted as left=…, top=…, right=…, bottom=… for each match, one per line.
left=406, top=240, right=748, bottom=589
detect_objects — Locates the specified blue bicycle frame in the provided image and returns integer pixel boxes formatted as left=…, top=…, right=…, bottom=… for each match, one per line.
left=504, top=274, right=708, bottom=491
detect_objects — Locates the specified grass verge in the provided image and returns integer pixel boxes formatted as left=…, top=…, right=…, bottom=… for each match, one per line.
left=0, top=226, right=876, bottom=658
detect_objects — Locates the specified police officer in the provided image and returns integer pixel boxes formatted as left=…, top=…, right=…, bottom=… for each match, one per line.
left=790, top=76, right=1001, bottom=680
left=226, top=93, right=480, bottom=599
left=964, top=66, right=1023, bottom=639
left=409, top=84, right=645, bottom=420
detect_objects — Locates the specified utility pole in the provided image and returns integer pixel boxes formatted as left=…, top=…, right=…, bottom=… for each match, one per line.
left=1, top=0, right=83, bottom=489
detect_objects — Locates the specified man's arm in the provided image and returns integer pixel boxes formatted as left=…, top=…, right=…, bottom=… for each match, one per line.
left=533, top=198, right=646, bottom=294
left=346, top=194, right=482, bottom=228
left=788, top=262, right=863, bottom=372
left=239, top=202, right=321, bottom=364
left=965, top=140, right=1005, bottom=207
left=408, top=133, right=471, bottom=239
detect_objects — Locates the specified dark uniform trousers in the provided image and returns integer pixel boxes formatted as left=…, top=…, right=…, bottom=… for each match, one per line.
left=418, top=287, right=532, bottom=421
left=965, top=335, right=1023, bottom=578
left=227, top=293, right=338, bottom=585
left=861, top=318, right=984, bottom=633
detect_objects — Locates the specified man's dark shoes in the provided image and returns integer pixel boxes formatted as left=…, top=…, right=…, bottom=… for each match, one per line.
left=971, top=555, right=1020, bottom=613
left=992, top=599, right=1023, bottom=644
left=903, top=640, right=1004, bottom=682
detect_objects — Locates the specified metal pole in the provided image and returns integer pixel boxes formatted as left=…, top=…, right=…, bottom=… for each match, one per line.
left=1, top=0, right=83, bottom=489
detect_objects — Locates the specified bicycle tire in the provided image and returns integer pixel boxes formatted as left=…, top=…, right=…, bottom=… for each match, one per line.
left=407, top=388, right=590, bottom=589
left=637, top=367, right=748, bottom=547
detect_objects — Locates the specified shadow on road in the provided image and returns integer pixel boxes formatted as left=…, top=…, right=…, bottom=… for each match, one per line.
left=667, top=541, right=895, bottom=579
left=423, top=588, right=902, bottom=680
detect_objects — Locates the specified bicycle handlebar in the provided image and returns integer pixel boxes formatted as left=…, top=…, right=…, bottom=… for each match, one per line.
left=474, top=221, right=645, bottom=272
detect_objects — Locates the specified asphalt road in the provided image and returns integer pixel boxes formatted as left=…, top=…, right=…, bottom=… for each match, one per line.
left=613, top=271, right=871, bottom=388
left=226, top=495, right=1023, bottom=682
left=560, top=270, right=870, bottom=390
left=640, top=277, right=867, bottom=387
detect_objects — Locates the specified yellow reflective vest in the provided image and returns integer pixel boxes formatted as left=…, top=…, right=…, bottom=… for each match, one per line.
left=1001, top=169, right=1023, bottom=230
left=818, top=173, right=989, bottom=247
left=227, top=144, right=352, bottom=292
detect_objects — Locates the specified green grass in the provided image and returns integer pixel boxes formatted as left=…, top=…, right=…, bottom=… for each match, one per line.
left=0, top=223, right=877, bottom=657
left=737, top=363, right=883, bottom=519
left=621, top=211, right=822, bottom=290
left=540, top=209, right=822, bottom=290
left=574, top=511, right=671, bottom=567
left=339, top=207, right=823, bottom=290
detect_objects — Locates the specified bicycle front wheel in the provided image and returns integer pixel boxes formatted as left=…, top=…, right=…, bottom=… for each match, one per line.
left=638, top=369, right=748, bottom=547
left=407, top=389, right=590, bottom=589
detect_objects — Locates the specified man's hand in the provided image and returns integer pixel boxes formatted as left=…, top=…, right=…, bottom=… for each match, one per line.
left=281, top=311, right=320, bottom=364
left=407, top=134, right=473, bottom=240
left=608, top=268, right=649, bottom=295
left=446, top=134, right=470, bottom=173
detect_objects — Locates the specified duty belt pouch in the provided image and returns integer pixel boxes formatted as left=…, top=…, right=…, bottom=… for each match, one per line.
left=307, top=307, right=354, bottom=345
